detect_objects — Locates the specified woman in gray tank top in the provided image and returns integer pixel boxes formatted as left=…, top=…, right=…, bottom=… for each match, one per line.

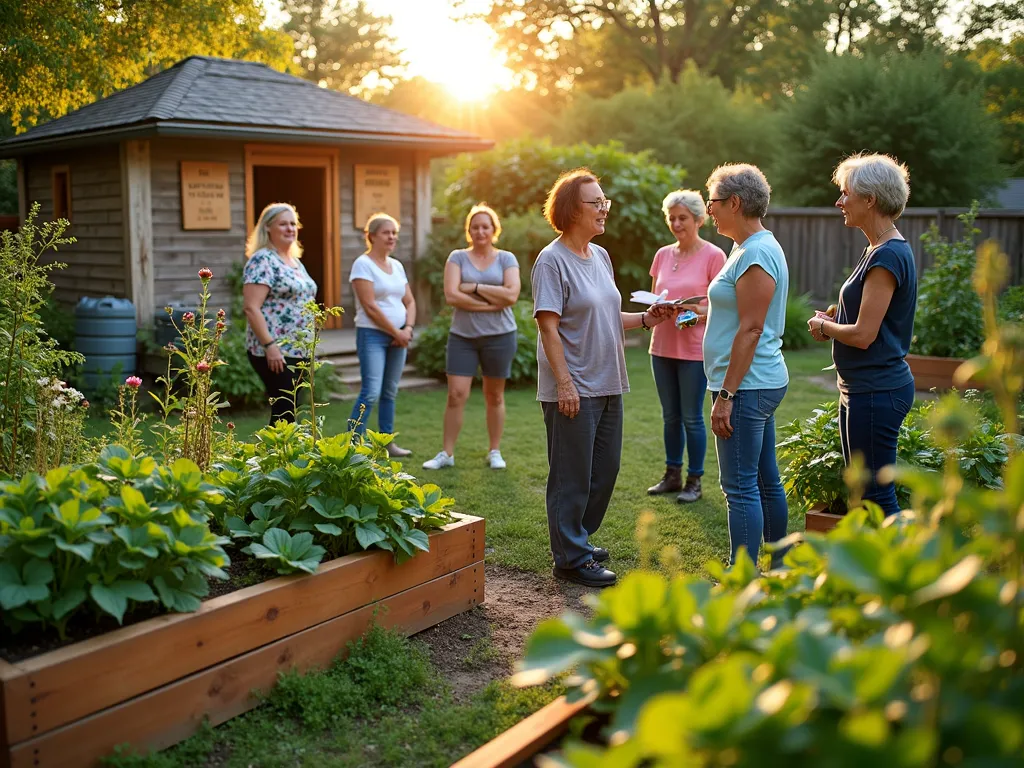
left=421, top=204, right=521, bottom=472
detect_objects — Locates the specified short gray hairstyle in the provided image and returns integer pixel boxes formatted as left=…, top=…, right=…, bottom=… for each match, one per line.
left=661, top=189, right=707, bottom=225
left=833, top=153, right=910, bottom=218
left=705, top=164, right=772, bottom=219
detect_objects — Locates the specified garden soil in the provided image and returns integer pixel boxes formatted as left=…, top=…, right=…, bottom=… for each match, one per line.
left=415, top=564, right=594, bottom=700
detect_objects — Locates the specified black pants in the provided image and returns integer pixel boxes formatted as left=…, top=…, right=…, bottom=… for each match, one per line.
left=541, top=396, right=623, bottom=570
left=247, top=352, right=302, bottom=424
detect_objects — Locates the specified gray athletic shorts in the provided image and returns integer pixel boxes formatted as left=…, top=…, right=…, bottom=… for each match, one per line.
left=446, top=330, right=518, bottom=379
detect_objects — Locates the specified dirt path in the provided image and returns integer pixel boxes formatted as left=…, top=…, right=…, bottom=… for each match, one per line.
left=415, top=564, right=595, bottom=699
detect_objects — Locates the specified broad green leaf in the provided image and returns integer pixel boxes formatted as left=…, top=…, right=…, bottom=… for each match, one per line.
left=314, top=523, right=344, bottom=536
left=912, top=554, right=983, bottom=605
left=51, top=587, right=87, bottom=620
left=404, top=529, right=430, bottom=553
left=839, top=708, right=889, bottom=747
left=604, top=572, right=668, bottom=632
left=90, top=583, right=128, bottom=623
left=54, top=538, right=95, bottom=562
left=512, top=618, right=608, bottom=687
left=355, top=522, right=387, bottom=549
left=23, top=558, right=54, bottom=586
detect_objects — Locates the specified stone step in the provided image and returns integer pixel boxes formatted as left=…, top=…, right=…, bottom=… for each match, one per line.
left=329, top=375, right=441, bottom=402
left=337, top=365, right=417, bottom=386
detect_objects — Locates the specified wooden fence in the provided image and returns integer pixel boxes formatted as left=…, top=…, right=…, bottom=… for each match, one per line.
left=708, top=208, right=1024, bottom=302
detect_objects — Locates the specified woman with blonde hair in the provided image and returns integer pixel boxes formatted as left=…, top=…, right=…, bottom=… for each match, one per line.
left=348, top=212, right=417, bottom=457
left=243, top=202, right=317, bottom=424
left=422, top=203, right=521, bottom=471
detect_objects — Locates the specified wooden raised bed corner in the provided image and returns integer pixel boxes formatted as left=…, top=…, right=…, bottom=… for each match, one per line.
left=805, top=502, right=843, bottom=533
left=906, top=353, right=981, bottom=391
left=0, top=514, right=484, bottom=768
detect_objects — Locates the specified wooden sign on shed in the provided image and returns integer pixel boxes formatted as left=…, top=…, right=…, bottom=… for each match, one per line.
left=354, top=165, right=400, bottom=228
left=180, top=162, right=231, bottom=230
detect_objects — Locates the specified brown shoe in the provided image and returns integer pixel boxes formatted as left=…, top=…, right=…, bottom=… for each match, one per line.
left=647, top=466, right=682, bottom=495
left=676, top=475, right=702, bottom=503
left=387, top=443, right=412, bottom=458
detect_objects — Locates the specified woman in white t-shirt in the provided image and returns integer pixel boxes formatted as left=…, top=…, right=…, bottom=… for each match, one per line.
left=348, top=213, right=417, bottom=457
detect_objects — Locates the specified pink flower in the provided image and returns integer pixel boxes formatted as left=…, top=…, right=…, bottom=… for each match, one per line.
left=81, top=400, right=90, bottom=409
left=227, top=422, right=236, bottom=430
left=216, top=320, right=226, bottom=332
left=198, top=268, right=213, bottom=280
left=196, top=361, right=211, bottom=373
left=217, top=308, right=226, bottom=319
left=182, top=312, right=195, bottom=325
left=125, top=376, right=143, bottom=388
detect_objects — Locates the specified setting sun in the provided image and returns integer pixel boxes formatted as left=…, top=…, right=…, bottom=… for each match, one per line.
left=367, top=0, right=515, bottom=102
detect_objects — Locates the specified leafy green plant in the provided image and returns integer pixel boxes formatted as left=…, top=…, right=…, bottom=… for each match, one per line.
left=782, top=290, right=815, bottom=351
left=0, top=446, right=230, bottom=637
left=209, top=422, right=456, bottom=573
left=0, top=203, right=85, bottom=477
left=998, top=284, right=1024, bottom=325
left=512, top=241, right=1024, bottom=768
left=778, top=394, right=1015, bottom=513
left=413, top=300, right=538, bottom=385
left=912, top=205, right=985, bottom=358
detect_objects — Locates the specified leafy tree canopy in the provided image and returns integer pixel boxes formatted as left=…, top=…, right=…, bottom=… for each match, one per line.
left=966, top=34, right=1024, bottom=174
left=772, top=53, right=1004, bottom=207
left=0, top=0, right=293, bottom=131
left=282, top=0, right=405, bottom=95
left=552, top=63, right=780, bottom=190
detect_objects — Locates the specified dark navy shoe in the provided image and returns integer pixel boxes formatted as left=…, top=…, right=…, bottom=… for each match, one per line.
left=591, top=547, right=610, bottom=563
left=553, top=559, right=617, bottom=587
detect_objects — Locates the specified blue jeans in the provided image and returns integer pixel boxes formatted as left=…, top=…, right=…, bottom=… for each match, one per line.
left=839, top=381, right=915, bottom=517
left=713, top=386, right=789, bottom=568
left=542, top=396, right=623, bottom=570
left=650, top=355, right=708, bottom=475
left=349, top=327, right=407, bottom=435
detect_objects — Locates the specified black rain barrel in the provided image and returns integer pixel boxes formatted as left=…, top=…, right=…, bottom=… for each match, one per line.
left=75, top=297, right=137, bottom=390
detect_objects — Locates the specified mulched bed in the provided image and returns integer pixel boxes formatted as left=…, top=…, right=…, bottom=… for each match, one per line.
left=0, top=548, right=273, bottom=663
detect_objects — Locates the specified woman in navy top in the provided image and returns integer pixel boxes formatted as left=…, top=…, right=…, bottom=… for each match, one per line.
left=809, top=153, right=917, bottom=516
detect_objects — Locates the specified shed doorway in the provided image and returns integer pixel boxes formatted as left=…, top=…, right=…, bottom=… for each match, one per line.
left=244, top=146, right=341, bottom=328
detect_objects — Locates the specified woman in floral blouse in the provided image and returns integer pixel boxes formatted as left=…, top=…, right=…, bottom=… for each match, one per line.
left=243, top=202, right=318, bottom=424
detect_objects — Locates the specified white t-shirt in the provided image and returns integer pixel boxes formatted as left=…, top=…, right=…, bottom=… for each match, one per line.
left=349, top=254, right=409, bottom=331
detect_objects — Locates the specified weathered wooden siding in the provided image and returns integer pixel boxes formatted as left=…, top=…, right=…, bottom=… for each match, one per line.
left=337, top=148, right=418, bottom=316
left=24, top=148, right=126, bottom=305
left=707, top=208, right=1024, bottom=301
left=150, top=139, right=248, bottom=317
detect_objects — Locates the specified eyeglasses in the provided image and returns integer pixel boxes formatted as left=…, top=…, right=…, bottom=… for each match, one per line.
left=582, top=198, right=613, bottom=212
left=707, top=196, right=731, bottom=206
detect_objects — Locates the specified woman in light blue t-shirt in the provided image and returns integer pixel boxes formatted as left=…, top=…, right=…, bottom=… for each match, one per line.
left=694, top=164, right=789, bottom=569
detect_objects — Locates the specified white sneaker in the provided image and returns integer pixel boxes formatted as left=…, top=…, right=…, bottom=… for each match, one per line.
left=487, top=450, right=506, bottom=470
left=422, top=450, right=454, bottom=470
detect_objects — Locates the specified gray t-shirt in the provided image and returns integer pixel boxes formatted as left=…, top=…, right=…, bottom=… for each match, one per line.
left=532, top=239, right=629, bottom=402
left=448, top=249, right=520, bottom=338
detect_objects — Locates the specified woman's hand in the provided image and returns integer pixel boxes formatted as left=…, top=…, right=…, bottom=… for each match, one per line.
left=711, top=396, right=734, bottom=439
left=556, top=376, right=580, bottom=419
left=266, top=342, right=286, bottom=374
left=807, top=313, right=829, bottom=342
left=391, top=327, right=414, bottom=347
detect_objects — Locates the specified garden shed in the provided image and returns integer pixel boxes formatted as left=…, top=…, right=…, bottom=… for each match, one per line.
left=0, top=55, right=492, bottom=327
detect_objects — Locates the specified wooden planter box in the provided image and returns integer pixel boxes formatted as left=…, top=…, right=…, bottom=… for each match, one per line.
left=805, top=502, right=843, bottom=533
left=0, top=514, right=485, bottom=768
left=451, top=695, right=591, bottom=768
left=907, top=353, right=979, bottom=391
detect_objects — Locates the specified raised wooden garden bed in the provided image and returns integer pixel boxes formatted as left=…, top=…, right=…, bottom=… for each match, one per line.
left=0, top=514, right=484, bottom=768
left=805, top=502, right=843, bottom=533
left=907, top=353, right=980, bottom=391
left=451, top=695, right=591, bottom=768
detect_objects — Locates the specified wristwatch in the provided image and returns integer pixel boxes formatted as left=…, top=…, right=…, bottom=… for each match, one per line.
left=719, top=388, right=736, bottom=401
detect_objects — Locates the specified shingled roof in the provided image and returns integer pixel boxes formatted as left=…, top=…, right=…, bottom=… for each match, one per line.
left=0, top=56, right=493, bottom=156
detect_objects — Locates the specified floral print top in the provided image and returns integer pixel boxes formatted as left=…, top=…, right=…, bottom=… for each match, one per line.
left=243, top=248, right=318, bottom=358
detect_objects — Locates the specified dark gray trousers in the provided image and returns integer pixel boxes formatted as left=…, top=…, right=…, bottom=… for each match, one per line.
left=541, top=395, right=623, bottom=569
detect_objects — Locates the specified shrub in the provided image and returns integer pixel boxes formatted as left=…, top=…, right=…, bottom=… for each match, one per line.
left=773, top=53, right=1004, bottom=207
left=0, top=204, right=85, bottom=477
left=782, top=290, right=815, bottom=351
left=439, top=138, right=684, bottom=289
left=412, top=300, right=539, bottom=385
left=0, top=447, right=230, bottom=638
left=912, top=206, right=985, bottom=358
left=999, top=284, right=1024, bottom=324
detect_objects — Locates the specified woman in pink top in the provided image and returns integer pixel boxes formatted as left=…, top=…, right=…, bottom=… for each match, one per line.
left=646, top=190, right=727, bottom=502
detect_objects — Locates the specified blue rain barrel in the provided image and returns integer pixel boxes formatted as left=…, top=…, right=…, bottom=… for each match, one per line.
left=75, top=297, right=137, bottom=390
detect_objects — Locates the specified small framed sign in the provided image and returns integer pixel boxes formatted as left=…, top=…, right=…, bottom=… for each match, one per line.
left=180, top=162, right=231, bottom=230
left=354, top=164, right=400, bottom=228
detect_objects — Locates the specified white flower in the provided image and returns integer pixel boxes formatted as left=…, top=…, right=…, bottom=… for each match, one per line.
left=51, top=397, right=64, bottom=408
left=51, top=380, right=64, bottom=391
left=37, top=377, right=51, bottom=386
left=65, top=387, right=83, bottom=402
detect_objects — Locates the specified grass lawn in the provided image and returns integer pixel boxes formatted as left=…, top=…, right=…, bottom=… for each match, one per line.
left=88, top=345, right=836, bottom=577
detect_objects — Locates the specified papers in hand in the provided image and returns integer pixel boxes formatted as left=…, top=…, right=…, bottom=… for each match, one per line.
left=630, top=290, right=708, bottom=306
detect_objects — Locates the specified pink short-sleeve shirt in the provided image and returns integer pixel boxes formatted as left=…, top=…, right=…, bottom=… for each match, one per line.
left=648, top=242, right=727, bottom=361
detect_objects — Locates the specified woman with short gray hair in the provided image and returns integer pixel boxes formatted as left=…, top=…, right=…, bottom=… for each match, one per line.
left=646, top=189, right=726, bottom=502
left=696, top=163, right=789, bottom=568
left=808, top=153, right=916, bottom=517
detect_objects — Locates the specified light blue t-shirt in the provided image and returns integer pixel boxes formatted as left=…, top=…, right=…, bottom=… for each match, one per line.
left=703, top=230, right=789, bottom=391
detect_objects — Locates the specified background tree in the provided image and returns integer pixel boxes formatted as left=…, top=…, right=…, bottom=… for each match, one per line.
left=967, top=35, right=1024, bottom=174
left=0, top=0, right=292, bottom=131
left=282, top=0, right=405, bottom=95
left=772, top=53, right=1004, bottom=207
left=552, top=64, right=779, bottom=188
